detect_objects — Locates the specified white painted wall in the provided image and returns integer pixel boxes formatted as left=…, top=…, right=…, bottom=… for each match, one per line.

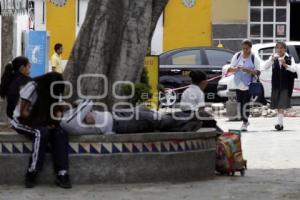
left=151, top=14, right=164, bottom=55
left=16, top=15, right=30, bottom=56
left=76, top=0, right=89, bottom=35
left=34, top=0, right=46, bottom=31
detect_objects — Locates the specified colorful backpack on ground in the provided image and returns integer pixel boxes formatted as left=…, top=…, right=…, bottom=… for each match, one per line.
left=216, top=130, right=247, bottom=176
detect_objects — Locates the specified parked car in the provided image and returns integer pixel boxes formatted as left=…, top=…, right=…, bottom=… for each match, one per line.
left=159, top=47, right=235, bottom=106
left=217, top=42, right=300, bottom=99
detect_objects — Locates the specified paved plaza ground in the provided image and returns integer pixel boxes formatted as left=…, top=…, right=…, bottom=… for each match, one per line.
left=1, top=117, right=300, bottom=200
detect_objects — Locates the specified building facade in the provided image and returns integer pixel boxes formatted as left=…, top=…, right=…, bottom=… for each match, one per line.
left=163, top=0, right=212, bottom=52
left=2, top=0, right=299, bottom=60
left=0, top=0, right=89, bottom=69
left=213, top=0, right=300, bottom=51
left=152, top=0, right=300, bottom=53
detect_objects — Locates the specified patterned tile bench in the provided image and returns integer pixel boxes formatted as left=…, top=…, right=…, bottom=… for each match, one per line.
left=0, top=128, right=217, bottom=184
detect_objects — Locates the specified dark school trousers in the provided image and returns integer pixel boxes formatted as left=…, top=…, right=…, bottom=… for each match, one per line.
left=11, top=119, right=69, bottom=173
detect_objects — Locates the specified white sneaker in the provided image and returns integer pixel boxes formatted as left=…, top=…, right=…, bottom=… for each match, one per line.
left=241, top=122, right=250, bottom=132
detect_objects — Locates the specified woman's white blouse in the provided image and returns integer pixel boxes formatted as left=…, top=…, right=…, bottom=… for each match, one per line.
left=263, top=53, right=297, bottom=73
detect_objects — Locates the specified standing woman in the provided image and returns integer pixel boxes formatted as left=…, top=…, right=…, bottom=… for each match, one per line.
left=227, top=39, right=261, bottom=132
left=0, top=56, right=32, bottom=119
left=263, top=41, right=298, bottom=131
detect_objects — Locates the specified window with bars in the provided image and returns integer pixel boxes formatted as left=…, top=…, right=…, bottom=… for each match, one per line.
left=249, top=0, right=289, bottom=44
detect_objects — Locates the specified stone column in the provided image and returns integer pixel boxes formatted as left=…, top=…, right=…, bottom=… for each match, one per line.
left=0, top=16, right=15, bottom=125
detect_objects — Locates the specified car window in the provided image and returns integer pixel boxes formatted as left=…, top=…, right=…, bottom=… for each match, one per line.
left=259, top=46, right=294, bottom=61
left=259, top=47, right=275, bottom=60
left=295, top=46, right=300, bottom=61
left=171, top=50, right=202, bottom=65
left=205, top=50, right=233, bottom=66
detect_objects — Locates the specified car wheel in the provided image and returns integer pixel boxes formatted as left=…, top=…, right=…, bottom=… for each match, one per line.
left=159, top=88, right=177, bottom=107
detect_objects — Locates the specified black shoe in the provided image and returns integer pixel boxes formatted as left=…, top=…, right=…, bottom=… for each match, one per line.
left=275, top=124, right=284, bottom=131
left=55, top=174, right=72, bottom=189
left=25, top=171, right=37, bottom=188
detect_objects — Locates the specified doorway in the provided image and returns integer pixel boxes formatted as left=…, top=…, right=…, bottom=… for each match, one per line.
left=290, top=3, right=300, bottom=41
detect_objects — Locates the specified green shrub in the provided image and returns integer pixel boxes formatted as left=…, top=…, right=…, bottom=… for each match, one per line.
left=122, top=68, right=152, bottom=105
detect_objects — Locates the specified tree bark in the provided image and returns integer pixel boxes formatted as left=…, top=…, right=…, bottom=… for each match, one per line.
left=64, top=0, right=168, bottom=109
left=0, top=16, right=15, bottom=124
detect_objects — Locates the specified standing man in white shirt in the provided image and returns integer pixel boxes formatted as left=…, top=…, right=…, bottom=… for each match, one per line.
left=180, top=71, right=207, bottom=112
left=227, top=39, right=261, bottom=132
left=51, top=43, right=63, bottom=73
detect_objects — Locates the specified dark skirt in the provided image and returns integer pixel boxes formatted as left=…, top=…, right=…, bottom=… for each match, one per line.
left=270, top=89, right=291, bottom=109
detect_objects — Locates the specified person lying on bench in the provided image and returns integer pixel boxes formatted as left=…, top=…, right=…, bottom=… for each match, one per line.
left=60, top=100, right=206, bottom=135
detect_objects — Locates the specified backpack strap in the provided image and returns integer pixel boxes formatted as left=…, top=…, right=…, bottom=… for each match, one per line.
left=236, top=52, right=255, bottom=67
left=237, top=52, right=241, bottom=60
left=237, top=52, right=255, bottom=65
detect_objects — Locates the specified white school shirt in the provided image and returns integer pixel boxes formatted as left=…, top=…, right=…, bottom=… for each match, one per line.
left=180, top=84, right=205, bottom=111
left=263, top=53, right=297, bottom=72
left=228, top=52, right=261, bottom=91
left=60, top=100, right=114, bottom=135
left=13, top=81, right=38, bottom=119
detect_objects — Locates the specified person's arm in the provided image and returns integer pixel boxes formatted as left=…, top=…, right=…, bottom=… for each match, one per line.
left=227, top=54, right=240, bottom=73
left=241, top=56, right=260, bottom=76
left=51, top=56, right=58, bottom=72
left=196, top=91, right=205, bottom=109
left=297, top=64, right=300, bottom=78
left=240, top=67, right=259, bottom=76
left=20, top=99, right=31, bottom=119
left=254, top=55, right=261, bottom=72
left=18, top=82, right=37, bottom=120
left=282, top=57, right=297, bottom=73
left=62, top=100, right=94, bottom=127
left=262, top=56, right=274, bottom=71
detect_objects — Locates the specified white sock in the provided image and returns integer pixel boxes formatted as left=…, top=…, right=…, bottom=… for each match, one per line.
left=277, top=113, right=284, bottom=126
left=58, top=170, right=67, bottom=176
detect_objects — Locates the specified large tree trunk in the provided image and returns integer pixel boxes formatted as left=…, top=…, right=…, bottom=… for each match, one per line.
left=0, top=16, right=15, bottom=124
left=64, top=0, right=168, bottom=109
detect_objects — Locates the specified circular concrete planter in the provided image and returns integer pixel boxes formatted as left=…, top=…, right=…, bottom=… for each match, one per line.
left=0, top=129, right=217, bottom=184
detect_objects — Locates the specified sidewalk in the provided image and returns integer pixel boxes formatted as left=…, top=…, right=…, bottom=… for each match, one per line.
left=217, top=117, right=300, bottom=169
left=1, top=169, right=300, bottom=200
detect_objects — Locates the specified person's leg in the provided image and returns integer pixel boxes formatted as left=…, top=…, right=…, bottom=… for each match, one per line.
left=113, top=110, right=158, bottom=133
left=49, top=127, right=69, bottom=173
left=275, top=108, right=284, bottom=131
left=27, top=127, right=49, bottom=173
left=12, top=124, right=49, bottom=172
left=277, top=109, right=284, bottom=125
left=49, top=127, right=71, bottom=189
left=159, top=111, right=203, bottom=132
left=11, top=120, right=49, bottom=188
left=238, top=90, right=250, bottom=131
left=243, top=90, right=251, bottom=123
left=236, top=90, right=244, bottom=122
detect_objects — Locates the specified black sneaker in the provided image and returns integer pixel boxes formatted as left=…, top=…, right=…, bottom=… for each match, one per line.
left=275, top=124, right=284, bottom=131
left=55, top=174, right=72, bottom=189
left=25, top=171, right=37, bottom=188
